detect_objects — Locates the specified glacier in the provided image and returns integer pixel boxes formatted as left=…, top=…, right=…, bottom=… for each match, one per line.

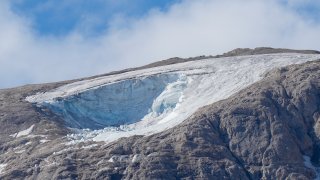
left=26, top=53, right=320, bottom=143
left=39, top=73, right=186, bottom=129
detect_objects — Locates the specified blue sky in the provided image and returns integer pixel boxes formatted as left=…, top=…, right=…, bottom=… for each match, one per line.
left=280, top=0, right=320, bottom=22
left=9, top=0, right=320, bottom=38
left=10, top=0, right=179, bottom=37
left=1, top=0, right=320, bottom=88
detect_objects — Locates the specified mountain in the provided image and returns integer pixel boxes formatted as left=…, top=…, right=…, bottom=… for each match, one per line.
left=1, top=47, right=320, bottom=179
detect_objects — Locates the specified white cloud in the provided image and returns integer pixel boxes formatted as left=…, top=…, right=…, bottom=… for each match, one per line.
left=1, top=0, right=320, bottom=88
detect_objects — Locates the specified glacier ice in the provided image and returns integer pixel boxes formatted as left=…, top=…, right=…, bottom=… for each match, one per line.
left=26, top=53, right=320, bottom=143
left=40, top=73, right=187, bottom=129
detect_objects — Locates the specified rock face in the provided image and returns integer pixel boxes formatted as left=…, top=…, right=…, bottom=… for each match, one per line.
left=0, top=48, right=320, bottom=179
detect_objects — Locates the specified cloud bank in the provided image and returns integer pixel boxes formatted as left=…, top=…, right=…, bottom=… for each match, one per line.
left=1, top=0, right=320, bottom=88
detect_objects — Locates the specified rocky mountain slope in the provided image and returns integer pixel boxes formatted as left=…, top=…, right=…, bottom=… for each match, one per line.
left=1, top=48, right=320, bottom=179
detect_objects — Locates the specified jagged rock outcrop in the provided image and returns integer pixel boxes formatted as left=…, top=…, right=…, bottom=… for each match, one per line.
left=0, top=49, right=320, bottom=179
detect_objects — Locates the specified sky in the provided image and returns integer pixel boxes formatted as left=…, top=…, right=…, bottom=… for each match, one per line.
left=1, top=0, right=320, bottom=88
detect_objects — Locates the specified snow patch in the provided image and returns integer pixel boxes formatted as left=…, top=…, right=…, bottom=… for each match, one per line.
left=0, top=164, right=7, bottom=174
left=13, top=146, right=26, bottom=154
left=14, top=149, right=25, bottom=154
left=40, top=139, right=50, bottom=144
left=42, top=158, right=59, bottom=168
left=132, top=154, right=142, bottom=163
left=108, top=155, right=129, bottom=163
left=81, top=144, right=98, bottom=149
left=10, top=125, right=35, bottom=138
